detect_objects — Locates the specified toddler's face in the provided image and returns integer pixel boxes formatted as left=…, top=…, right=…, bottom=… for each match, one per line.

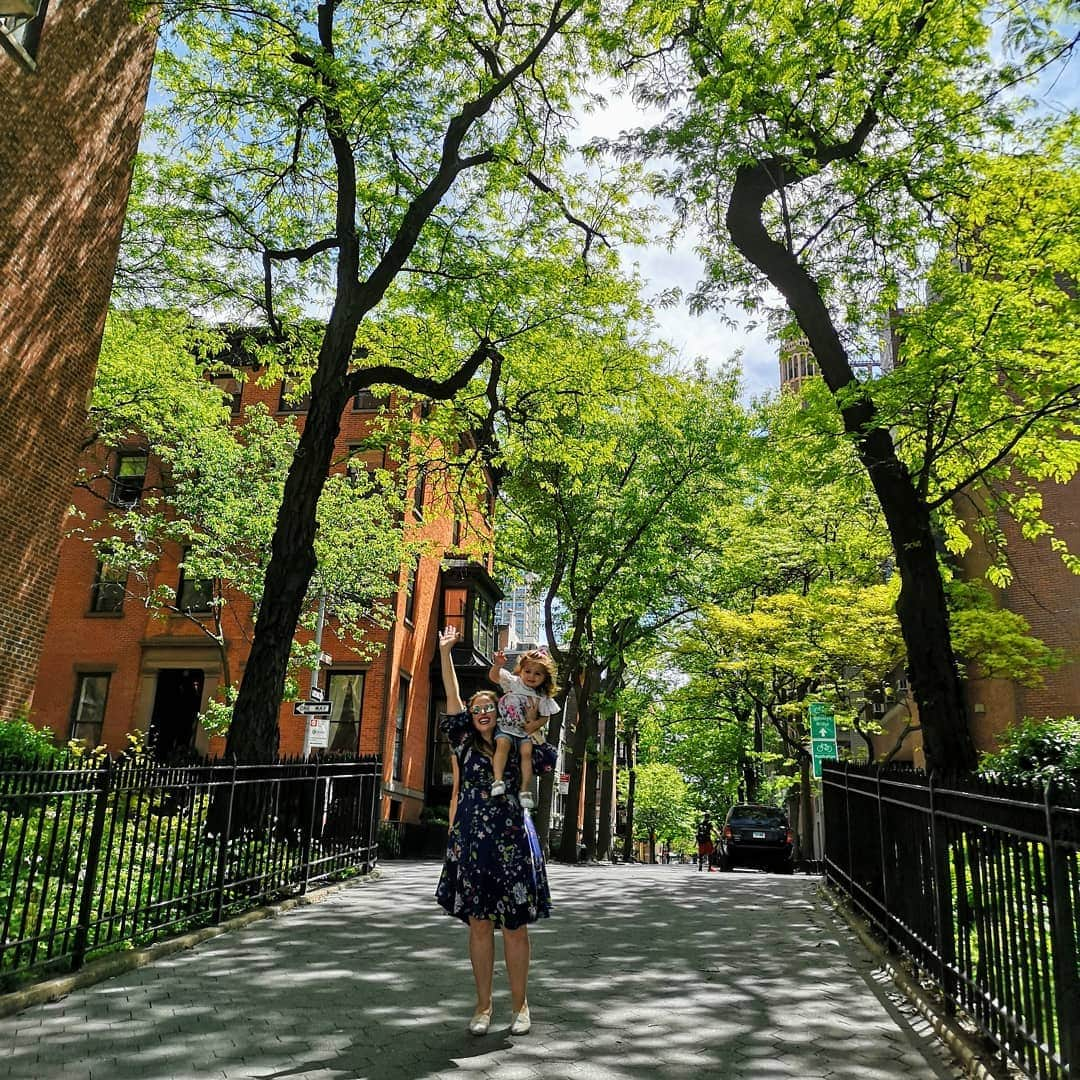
left=519, top=661, right=546, bottom=690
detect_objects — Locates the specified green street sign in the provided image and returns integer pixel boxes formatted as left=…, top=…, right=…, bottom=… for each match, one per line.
left=811, top=738, right=837, bottom=759
left=812, top=756, right=825, bottom=779
left=808, top=702, right=836, bottom=740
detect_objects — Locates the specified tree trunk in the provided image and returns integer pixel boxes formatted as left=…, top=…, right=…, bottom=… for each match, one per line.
left=579, top=739, right=597, bottom=861
left=534, top=705, right=563, bottom=854
left=648, top=829, right=656, bottom=865
left=225, top=314, right=356, bottom=763
left=596, top=707, right=617, bottom=861
left=726, top=164, right=977, bottom=773
left=558, top=667, right=599, bottom=862
left=621, top=728, right=637, bottom=862
left=797, top=753, right=813, bottom=865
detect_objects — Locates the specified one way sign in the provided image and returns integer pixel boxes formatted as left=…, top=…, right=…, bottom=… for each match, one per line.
left=293, top=700, right=332, bottom=717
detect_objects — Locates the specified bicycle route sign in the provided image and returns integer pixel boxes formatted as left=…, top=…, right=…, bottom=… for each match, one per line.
left=808, top=702, right=837, bottom=778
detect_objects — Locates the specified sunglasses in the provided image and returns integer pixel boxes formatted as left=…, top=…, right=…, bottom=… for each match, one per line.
left=470, top=702, right=497, bottom=715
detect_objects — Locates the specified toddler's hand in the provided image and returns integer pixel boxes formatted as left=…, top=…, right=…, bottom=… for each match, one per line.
left=494, top=649, right=507, bottom=666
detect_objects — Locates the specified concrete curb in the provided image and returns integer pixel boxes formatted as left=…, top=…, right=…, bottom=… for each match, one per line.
left=0, top=868, right=381, bottom=1020
left=817, top=881, right=1005, bottom=1080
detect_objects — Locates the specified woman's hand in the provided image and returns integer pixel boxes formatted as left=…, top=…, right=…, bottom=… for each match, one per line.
left=439, top=625, right=460, bottom=651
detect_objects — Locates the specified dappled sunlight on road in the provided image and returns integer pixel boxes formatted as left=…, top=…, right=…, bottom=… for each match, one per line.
left=0, top=862, right=962, bottom=1080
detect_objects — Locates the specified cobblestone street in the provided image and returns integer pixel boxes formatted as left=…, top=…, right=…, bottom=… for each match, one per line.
left=0, top=862, right=965, bottom=1079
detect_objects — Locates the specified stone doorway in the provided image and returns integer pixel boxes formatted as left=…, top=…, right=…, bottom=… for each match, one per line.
left=148, top=668, right=204, bottom=761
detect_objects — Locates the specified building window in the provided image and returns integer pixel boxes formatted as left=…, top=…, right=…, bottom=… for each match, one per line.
left=1, top=0, right=49, bottom=69
left=403, top=559, right=419, bottom=624
left=278, top=378, right=310, bottom=413
left=346, top=446, right=386, bottom=486
left=90, top=560, right=126, bottom=614
left=352, top=390, right=387, bottom=412
left=392, top=677, right=409, bottom=782
left=211, top=376, right=243, bottom=417
left=177, top=550, right=214, bottom=613
left=110, top=452, right=147, bottom=509
left=442, top=587, right=467, bottom=639
left=412, top=464, right=427, bottom=519
left=327, top=671, right=364, bottom=753
left=472, top=594, right=494, bottom=660
left=69, top=673, right=109, bottom=745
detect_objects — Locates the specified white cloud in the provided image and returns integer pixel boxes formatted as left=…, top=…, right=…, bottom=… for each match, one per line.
left=572, top=87, right=779, bottom=403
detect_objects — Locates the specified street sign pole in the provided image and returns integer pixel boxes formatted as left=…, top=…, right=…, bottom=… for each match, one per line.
left=303, top=594, right=327, bottom=758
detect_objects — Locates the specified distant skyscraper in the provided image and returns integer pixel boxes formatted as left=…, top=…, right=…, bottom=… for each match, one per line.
left=778, top=337, right=819, bottom=392
left=778, top=332, right=877, bottom=391
left=496, top=582, right=543, bottom=647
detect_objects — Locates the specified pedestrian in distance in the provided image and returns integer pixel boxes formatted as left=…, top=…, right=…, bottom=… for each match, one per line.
left=488, top=647, right=560, bottom=809
left=435, top=625, right=552, bottom=1037
left=696, top=815, right=715, bottom=872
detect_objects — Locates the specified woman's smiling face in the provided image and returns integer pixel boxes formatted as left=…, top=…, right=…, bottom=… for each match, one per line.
left=469, top=693, right=498, bottom=735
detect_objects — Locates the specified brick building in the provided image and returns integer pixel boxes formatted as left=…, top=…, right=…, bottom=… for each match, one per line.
left=32, top=374, right=502, bottom=822
left=775, top=341, right=1079, bottom=759
left=957, top=480, right=1080, bottom=749
left=0, top=0, right=156, bottom=718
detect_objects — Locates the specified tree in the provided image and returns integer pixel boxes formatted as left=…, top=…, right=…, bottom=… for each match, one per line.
left=616, top=0, right=1078, bottom=770
left=619, top=762, right=693, bottom=863
left=73, top=311, right=407, bottom=731
left=128, top=0, right=636, bottom=761
left=496, top=367, right=746, bottom=859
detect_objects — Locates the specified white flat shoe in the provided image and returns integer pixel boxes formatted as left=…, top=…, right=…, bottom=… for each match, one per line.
left=468, top=1006, right=492, bottom=1035
left=509, top=1002, right=531, bottom=1035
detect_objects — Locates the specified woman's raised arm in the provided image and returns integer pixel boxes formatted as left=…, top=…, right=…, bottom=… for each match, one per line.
left=438, top=626, right=464, bottom=714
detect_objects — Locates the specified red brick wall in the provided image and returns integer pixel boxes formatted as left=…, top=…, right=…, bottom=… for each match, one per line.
left=960, top=478, right=1079, bottom=751
left=34, top=379, right=485, bottom=823
left=0, top=2, right=156, bottom=718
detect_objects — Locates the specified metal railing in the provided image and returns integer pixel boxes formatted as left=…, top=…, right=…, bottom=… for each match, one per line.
left=0, top=754, right=381, bottom=986
left=822, top=762, right=1080, bottom=1079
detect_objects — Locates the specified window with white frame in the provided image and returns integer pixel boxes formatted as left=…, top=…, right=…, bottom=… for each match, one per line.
left=1, top=0, right=49, bottom=69
left=70, top=673, right=109, bottom=745
left=110, top=452, right=148, bottom=508
left=392, top=677, right=409, bottom=781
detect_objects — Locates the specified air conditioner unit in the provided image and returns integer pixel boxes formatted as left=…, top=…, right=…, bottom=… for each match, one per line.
left=872, top=702, right=886, bottom=716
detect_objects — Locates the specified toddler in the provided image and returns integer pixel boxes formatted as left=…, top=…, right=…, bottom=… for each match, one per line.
left=488, top=648, right=560, bottom=810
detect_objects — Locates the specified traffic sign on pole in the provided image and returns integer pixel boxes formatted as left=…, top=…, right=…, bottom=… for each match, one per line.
left=307, top=713, right=330, bottom=749
left=293, top=700, right=332, bottom=716
left=808, top=702, right=836, bottom=740
left=808, top=703, right=837, bottom=778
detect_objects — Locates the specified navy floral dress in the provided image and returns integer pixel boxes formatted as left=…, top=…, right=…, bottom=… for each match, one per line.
left=435, top=710, right=552, bottom=929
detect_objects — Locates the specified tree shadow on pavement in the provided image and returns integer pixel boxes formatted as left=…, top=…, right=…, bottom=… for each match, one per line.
left=0, top=862, right=962, bottom=1080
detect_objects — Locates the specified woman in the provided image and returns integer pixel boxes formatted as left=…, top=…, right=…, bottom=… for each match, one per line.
left=696, top=814, right=715, bottom=872
left=435, top=625, right=551, bottom=1036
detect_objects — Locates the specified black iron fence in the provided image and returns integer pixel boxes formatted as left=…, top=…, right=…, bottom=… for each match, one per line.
left=378, top=818, right=451, bottom=859
left=0, top=754, right=381, bottom=987
left=822, top=762, right=1080, bottom=1080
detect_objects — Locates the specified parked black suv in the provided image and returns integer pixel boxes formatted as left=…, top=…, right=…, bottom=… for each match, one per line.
left=718, top=804, right=794, bottom=873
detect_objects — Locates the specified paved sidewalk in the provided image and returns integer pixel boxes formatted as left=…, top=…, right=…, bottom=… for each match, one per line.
left=0, top=862, right=964, bottom=1080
